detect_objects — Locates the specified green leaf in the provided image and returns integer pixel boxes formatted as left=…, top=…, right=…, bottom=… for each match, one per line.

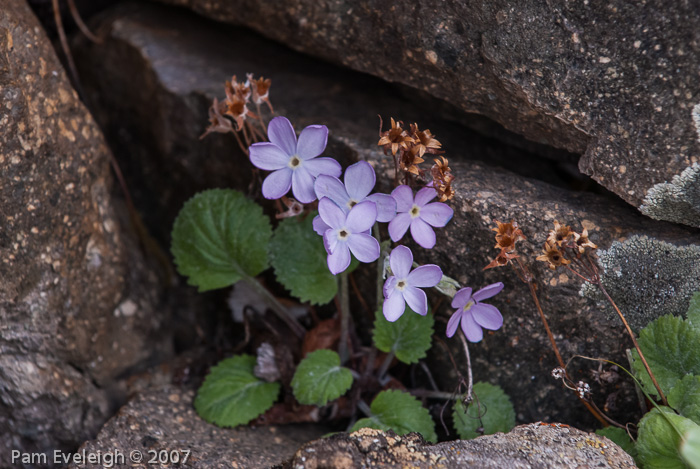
left=596, top=427, right=637, bottom=459
left=269, top=214, right=337, bottom=305
left=291, top=350, right=353, bottom=406
left=681, top=427, right=700, bottom=469
left=195, top=355, right=280, bottom=427
left=452, top=382, right=515, bottom=440
left=631, top=315, right=700, bottom=398
left=669, top=375, right=700, bottom=424
left=171, top=189, right=271, bottom=291
left=372, top=306, right=434, bottom=364
left=687, top=291, right=700, bottom=332
left=637, top=406, right=700, bottom=469
left=350, top=390, right=437, bottom=442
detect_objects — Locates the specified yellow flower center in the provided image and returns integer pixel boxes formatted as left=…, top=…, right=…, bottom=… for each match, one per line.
left=288, top=155, right=302, bottom=169
left=462, top=300, right=475, bottom=312
left=410, top=205, right=420, bottom=218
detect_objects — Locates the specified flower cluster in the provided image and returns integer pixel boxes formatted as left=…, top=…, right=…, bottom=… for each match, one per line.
left=247, top=115, right=501, bottom=340
left=536, top=221, right=597, bottom=270
left=378, top=117, right=455, bottom=201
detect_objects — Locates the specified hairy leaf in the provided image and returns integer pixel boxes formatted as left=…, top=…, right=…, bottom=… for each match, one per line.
left=269, top=214, right=337, bottom=305
left=637, top=406, right=700, bottom=469
left=669, top=375, right=700, bottom=424
left=350, top=390, right=437, bottom=442
left=291, top=349, right=353, bottom=406
left=373, top=306, right=434, bottom=364
left=681, top=427, right=700, bottom=469
left=687, top=291, right=700, bottom=332
left=452, top=382, right=515, bottom=440
left=631, top=314, right=700, bottom=398
left=195, top=355, right=279, bottom=427
left=171, top=189, right=271, bottom=291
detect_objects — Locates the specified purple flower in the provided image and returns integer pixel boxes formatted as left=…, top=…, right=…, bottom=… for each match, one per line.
left=446, top=283, right=504, bottom=342
left=388, top=186, right=453, bottom=249
left=312, top=161, right=397, bottom=235
left=383, top=245, right=442, bottom=322
left=318, top=197, right=380, bottom=275
left=249, top=116, right=341, bottom=203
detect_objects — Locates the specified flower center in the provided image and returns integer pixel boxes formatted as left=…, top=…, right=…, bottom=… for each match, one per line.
left=396, top=279, right=407, bottom=291
left=462, top=300, right=475, bottom=312
left=410, top=205, right=420, bottom=218
left=288, top=155, right=302, bottom=169
left=347, top=199, right=358, bottom=209
left=337, top=228, right=349, bottom=240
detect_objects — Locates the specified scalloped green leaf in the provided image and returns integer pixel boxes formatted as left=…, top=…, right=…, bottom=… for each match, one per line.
left=350, top=390, right=437, bottom=442
left=195, top=355, right=280, bottom=427
left=291, top=350, right=353, bottom=406
left=687, top=291, right=700, bottom=332
left=596, top=427, right=637, bottom=459
left=171, top=189, right=271, bottom=291
left=637, top=406, right=700, bottom=469
left=631, top=315, right=700, bottom=398
left=373, top=306, right=434, bottom=364
left=669, top=375, right=700, bottom=424
left=269, top=214, right=337, bottom=305
left=452, top=382, right=515, bottom=440
left=681, top=427, right=700, bottom=469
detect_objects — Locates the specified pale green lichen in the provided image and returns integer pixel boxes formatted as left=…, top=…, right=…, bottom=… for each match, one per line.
left=581, top=235, right=700, bottom=332
left=639, top=163, right=700, bottom=228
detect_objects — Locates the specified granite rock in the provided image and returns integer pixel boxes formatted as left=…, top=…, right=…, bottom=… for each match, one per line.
left=72, top=2, right=700, bottom=431
left=0, top=1, right=171, bottom=463
left=155, top=0, right=700, bottom=228
left=70, top=385, right=329, bottom=469
left=285, top=426, right=636, bottom=468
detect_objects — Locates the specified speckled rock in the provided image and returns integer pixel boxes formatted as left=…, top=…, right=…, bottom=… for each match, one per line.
left=0, top=1, right=171, bottom=463
left=72, top=2, right=700, bottom=431
left=154, top=0, right=700, bottom=228
left=285, top=426, right=636, bottom=468
left=70, top=385, right=329, bottom=468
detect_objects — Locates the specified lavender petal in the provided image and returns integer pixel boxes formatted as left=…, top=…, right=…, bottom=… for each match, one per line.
left=451, top=287, right=473, bottom=309
left=383, top=276, right=397, bottom=298
left=291, top=166, right=317, bottom=203
left=314, top=175, right=349, bottom=209
left=410, top=217, right=436, bottom=249
left=389, top=245, right=413, bottom=278
left=261, top=168, right=292, bottom=200
left=446, top=310, right=462, bottom=338
left=312, top=215, right=331, bottom=236
left=407, top=264, right=442, bottom=288
left=318, top=197, right=347, bottom=230
left=383, top=290, right=406, bottom=322
left=367, top=193, right=397, bottom=223
left=461, top=312, right=483, bottom=343
left=327, top=243, right=351, bottom=275
left=420, top=202, right=454, bottom=227
left=297, top=125, right=328, bottom=159
left=391, top=185, right=415, bottom=212
left=414, top=186, right=438, bottom=207
left=267, top=116, right=297, bottom=155
left=402, top=285, right=428, bottom=315
left=347, top=233, right=380, bottom=263
left=388, top=212, right=412, bottom=242
left=346, top=201, right=377, bottom=233
left=305, top=157, right=342, bottom=178
left=472, top=282, right=505, bottom=302
left=471, top=303, right=503, bottom=331
left=249, top=142, right=289, bottom=170
left=344, top=161, right=375, bottom=200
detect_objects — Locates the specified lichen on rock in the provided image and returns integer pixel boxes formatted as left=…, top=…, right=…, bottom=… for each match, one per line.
left=581, top=235, right=700, bottom=332
left=639, top=163, right=700, bottom=228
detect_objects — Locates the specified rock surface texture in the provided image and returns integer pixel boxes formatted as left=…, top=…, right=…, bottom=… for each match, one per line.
left=285, top=426, right=636, bottom=468
left=70, top=385, right=329, bottom=469
left=73, top=2, right=700, bottom=430
left=0, top=1, right=171, bottom=463
left=156, top=0, right=700, bottom=228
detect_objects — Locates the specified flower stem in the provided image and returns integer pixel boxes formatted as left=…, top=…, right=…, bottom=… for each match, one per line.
left=357, top=400, right=373, bottom=417
left=409, top=389, right=459, bottom=400
left=377, top=350, right=395, bottom=383
left=339, top=271, right=351, bottom=364
left=598, top=282, right=668, bottom=406
left=457, top=330, right=473, bottom=403
left=241, top=274, right=305, bottom=338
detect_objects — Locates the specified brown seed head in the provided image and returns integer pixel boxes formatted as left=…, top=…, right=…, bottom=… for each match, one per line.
left=536, top=241, right=571, bottom=270
left=409, top=123, right=442, bottom=158
left=378, top=118, right=414, bottom=155
left=430, top=156, right=455, bottom=202
left=547, top=221, right=573, bottom=246
left=200, top=98, right=234, bottom=139
left=484, top=248, right=519, bottom=270
left=247, top=74, right=273, bottom=112
left=573, top=228, right=598, bottom=253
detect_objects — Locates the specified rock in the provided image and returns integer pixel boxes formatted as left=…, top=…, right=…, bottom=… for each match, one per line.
left=72, top=1, right=700, bottom=432
left=0, top=1, right=171, bottom=463
left=69, top=385, right=329, bottom=468
left=154, top=0, right=700, bottom=228
left=285, top=426, right=636, bottom=468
